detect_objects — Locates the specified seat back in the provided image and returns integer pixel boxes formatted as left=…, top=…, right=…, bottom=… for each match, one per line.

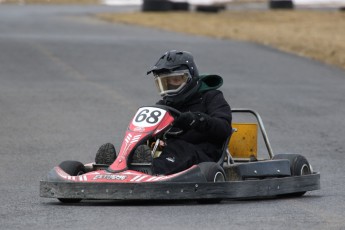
left=228, top=123, right=258, bottom=160
left=216, top=134, right=232, bottom=166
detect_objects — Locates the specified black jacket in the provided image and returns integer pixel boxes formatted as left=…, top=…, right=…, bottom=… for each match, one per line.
left=157, top=90, right=232, bottom=161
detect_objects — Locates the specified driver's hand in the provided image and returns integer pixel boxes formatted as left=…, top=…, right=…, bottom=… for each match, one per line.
left=159, top=140, right=166, bottom=147
left=174, top=112, right=209, bottom=130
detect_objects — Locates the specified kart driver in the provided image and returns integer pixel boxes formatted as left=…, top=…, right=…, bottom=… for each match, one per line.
left=95, top=50, right=232, bottom=176
left=145, top=50, right=232, bottom=175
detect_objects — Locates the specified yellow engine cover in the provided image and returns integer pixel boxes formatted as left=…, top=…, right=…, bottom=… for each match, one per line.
left=228, top=123, right=258, bottom=159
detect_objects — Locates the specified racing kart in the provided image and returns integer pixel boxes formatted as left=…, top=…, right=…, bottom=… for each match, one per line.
left=40, top=105, right=320, bottom=203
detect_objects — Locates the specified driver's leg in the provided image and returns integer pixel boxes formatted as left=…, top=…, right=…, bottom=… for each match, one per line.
left=153, top=139, right=211, bottom=175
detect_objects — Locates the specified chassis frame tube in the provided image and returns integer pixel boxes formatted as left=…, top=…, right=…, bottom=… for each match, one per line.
left=232, top=108, right=274, bottom=159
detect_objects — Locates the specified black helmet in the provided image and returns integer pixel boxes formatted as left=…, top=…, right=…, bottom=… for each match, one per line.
left=147, top=50, right=200, bottom=106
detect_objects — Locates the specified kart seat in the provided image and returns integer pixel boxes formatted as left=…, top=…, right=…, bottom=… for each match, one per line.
left=217, top=122, right=258, bottom=166
left=228, top=123, right=258, bottom=161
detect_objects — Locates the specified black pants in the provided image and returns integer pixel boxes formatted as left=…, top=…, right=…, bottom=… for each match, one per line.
left=152, top=139, right=213, bottom=175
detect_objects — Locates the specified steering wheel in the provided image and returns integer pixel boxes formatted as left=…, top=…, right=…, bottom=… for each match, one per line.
left=153, top=105, right=184, bottom=136
left=153, top=104, right=181, bottom=118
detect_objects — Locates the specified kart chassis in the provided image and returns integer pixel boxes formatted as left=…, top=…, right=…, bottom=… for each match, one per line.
left=40, top=108, right=320, bottom=201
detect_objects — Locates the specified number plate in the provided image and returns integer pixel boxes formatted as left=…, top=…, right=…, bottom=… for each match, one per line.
left=132, top=107, right=167, bottom=128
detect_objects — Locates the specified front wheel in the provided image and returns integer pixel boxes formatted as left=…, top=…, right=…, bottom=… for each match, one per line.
left=57, top=161, right=86, bottom=203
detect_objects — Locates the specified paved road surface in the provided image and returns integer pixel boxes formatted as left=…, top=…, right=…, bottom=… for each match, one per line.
left=0, top=5, right=344, bottom=230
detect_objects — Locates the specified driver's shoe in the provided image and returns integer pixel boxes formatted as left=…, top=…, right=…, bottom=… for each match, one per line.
left=132, top=145, right=152, bottom=164
left=95, top=143, right=117, bottom=165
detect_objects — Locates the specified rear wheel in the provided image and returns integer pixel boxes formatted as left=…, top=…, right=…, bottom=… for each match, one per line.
left=273, top=154, right=312, bottom=197
left=58, top=161, right=86, bottom=203
left=197, top=162, right=226, bottom=204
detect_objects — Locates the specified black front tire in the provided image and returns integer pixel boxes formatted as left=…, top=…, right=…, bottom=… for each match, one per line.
left=58, top=161, right=86, bottom=203
left=59, top=160, right=86, bottom=176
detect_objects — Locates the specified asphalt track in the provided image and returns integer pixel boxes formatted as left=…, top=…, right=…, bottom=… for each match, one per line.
left=0, top=5, right=344, bottom=230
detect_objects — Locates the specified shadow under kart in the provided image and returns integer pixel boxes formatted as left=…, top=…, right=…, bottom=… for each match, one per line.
left=40, top=106, right=320, bottom=203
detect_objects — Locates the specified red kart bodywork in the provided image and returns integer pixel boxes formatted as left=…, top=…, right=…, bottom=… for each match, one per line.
left=54, top=165, right=198, bottom=183
left=45, top=106, right=207, bottom=184
left=108, top=106, right=173, bottom=173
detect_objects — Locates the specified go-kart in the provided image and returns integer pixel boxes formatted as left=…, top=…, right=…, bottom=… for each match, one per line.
left=40, top=105, right=320, bottom=203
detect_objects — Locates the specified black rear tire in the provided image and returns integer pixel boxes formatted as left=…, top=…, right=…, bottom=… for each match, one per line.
left=58, top=161, right=86, bottom=203
left=197, top=162, right=226, bottom=204
left=273, top=154, right=312, bottom=197
left=198, top=162, right=226, bottom=182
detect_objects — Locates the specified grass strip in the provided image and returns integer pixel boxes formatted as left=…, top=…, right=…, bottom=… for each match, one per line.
left=98, top=11, right=345, bottom=70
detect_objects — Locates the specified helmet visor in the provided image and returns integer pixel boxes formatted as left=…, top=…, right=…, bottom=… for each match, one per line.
left=154, top=70, right=191, bottom=96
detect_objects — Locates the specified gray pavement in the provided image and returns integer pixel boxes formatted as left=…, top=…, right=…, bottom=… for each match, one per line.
left=0, top=5, right=344, bottom=230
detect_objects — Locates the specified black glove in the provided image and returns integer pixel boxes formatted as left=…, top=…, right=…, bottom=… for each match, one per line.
left=174, top=112, right=209, bottom=131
